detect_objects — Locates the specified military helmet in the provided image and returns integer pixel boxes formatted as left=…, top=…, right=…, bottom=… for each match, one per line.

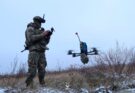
left=33, top=16, right=45, bottom=23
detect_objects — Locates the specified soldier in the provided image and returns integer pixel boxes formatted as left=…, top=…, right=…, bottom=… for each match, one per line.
left=25, top=16, right=53, bottom=87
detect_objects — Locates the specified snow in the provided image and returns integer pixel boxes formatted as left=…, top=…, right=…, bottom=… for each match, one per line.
left=1, top=87, right=89, bottom=93
left=118, top=88, right=135, bottom=93
left=1, top=86, right=135, bottom=93
left=95, top=86, right=112, bottom=93
left=0, top=88, right=5, bottom=93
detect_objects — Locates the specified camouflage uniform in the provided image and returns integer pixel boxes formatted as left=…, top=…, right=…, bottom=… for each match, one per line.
left=25, top=16, right=51, bottom=86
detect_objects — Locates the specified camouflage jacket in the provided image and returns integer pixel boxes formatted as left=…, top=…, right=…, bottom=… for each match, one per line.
left=25, top=24, right=50, bottom=52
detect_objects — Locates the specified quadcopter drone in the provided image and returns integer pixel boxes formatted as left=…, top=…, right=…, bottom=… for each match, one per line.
left=68, top=32, right=98, bottom=64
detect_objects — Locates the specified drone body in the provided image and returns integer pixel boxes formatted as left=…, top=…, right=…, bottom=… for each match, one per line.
left=68, top=32, right=98, bottom=64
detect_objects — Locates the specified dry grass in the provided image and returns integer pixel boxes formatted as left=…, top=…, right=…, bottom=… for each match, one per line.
left=0, top=75, right=25, bottom=87
left=0, top=63, right=135, bottom=91
left=44, top=71, right=88, bottom=90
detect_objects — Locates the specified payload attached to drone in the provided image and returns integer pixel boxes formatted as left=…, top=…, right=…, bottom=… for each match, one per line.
left=68, top=32, right=98, bottom=64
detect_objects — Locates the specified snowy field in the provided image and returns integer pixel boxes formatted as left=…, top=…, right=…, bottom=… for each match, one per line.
left=0, top=88, right=5, bottom=93
left=0, top=87, right=135, bottom=93
left=0, top=87, right=89, bottom=93
left=116, top=88, right=135, bottom=93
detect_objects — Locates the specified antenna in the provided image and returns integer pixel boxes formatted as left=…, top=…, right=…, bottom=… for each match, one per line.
left=75, top=32, right=81, bottom=43
left=43, top=14, right=45, bottom=19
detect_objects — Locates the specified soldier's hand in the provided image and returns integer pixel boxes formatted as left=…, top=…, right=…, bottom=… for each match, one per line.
left=41, top=30, right=52, bottom=37
left=41, top=31, right=50, bottom=37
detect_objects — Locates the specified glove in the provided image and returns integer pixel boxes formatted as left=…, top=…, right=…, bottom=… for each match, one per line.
left=41, top=31, right=49, bottom=37
left=42, top=30, right=52, bottom=37
left=48, top=31, right=52, bottom=36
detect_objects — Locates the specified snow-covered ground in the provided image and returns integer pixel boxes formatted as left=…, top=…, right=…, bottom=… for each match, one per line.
left=1, top=86, right=135, bottom=93
left=0, top=88, right=5, bottom=93
left=116, top=88, right=135, bottom=93
left=95, top=86, right=112, bottom=93
left=0, top=87, right=89, bottom=93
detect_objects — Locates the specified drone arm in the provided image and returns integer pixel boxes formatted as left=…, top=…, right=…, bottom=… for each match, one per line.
left=72, top=53, right=81, bottom=57
left=87, top=52, right=96, bottom=55
left=87, top=49, right=98, bottom=55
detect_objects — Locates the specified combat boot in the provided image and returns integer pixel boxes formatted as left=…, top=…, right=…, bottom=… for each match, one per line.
left=25, top=79, right=33, bottom=87
left=39, top=80, right=46, bottom=87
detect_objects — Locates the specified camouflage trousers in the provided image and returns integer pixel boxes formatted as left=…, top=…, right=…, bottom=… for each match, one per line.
left=25, top=51, right=47, bottom=86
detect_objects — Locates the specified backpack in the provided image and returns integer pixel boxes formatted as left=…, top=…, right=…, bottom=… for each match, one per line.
left=21, top=23, right=34, bottom=52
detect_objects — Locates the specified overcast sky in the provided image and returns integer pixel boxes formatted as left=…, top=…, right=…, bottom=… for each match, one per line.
left=0, top=0, right=135, bottom=73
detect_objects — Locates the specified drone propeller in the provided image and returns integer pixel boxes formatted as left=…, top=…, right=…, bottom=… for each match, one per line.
left=91, top=47, right=101, bottom=55
left=91, top=47, right=98, bottom=55
left=67, top=50, right=74, bottom=55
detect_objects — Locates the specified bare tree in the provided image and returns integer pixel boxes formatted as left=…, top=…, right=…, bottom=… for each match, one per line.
left=95, top=43, right=135, bottom=89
